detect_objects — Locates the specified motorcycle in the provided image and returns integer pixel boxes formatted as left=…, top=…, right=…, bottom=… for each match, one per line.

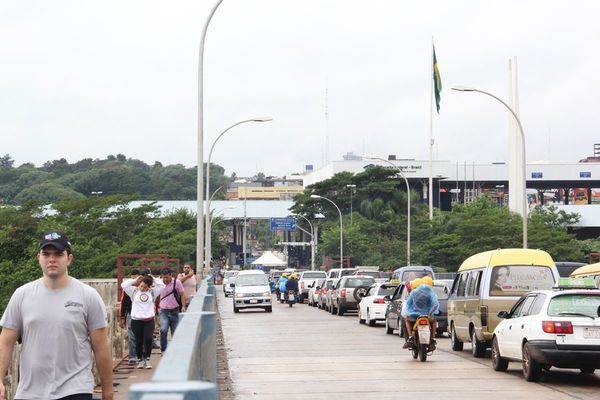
left=408, top=315, right=434, bottom=362
left=287, top=290, right=296, bottom=308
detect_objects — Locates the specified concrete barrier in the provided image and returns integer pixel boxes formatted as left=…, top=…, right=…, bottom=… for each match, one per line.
left=128, top=277, right=217, bottom=400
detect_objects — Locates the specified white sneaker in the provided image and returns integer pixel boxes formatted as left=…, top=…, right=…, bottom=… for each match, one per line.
left=136, top=362, right=144, bottom=369
left=145, top=361, right=153, bottom=369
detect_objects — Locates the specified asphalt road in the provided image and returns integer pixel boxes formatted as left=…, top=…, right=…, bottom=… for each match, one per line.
left=218, top=290, right=600, bottom=400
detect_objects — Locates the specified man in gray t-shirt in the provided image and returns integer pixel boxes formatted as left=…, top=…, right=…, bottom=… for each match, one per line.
left=0, top=231, right=113, bottom=400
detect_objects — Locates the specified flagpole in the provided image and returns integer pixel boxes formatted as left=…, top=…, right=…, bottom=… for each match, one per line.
left=428, top=38, right=434, bottom=220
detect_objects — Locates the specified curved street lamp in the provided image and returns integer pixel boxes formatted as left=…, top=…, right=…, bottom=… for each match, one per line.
left=452, top=86, right=527, bottom=248
left=208, top=206, right=237, bottom=265
left=197, top=0, right=225, bottom=277
left=204, top=117, right=273, bottom=269
left=291, top=213, right=315, bottom=271
left=310, top=194, right=344, bottom=268
left=363, top=155, right=411, bottom=266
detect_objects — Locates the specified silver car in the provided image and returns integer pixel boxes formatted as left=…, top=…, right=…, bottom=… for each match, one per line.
left=331, top=276, right=376, bottom=316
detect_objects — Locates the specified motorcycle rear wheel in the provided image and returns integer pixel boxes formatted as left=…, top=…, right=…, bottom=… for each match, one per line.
left=418, top=344, right=428, bottom=362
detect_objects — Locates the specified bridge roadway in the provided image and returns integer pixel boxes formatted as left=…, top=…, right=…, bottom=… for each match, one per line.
left=218, top=290, right=600, bottom=400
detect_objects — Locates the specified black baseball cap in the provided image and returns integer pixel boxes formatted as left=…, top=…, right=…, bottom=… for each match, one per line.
left=38, top=231, right=72, bottom=252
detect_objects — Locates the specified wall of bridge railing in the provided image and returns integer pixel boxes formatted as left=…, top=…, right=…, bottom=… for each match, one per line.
left=129, top=276, right=217, bottom=400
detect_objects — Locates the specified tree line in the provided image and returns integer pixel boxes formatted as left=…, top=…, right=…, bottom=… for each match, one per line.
left=0, top=153, right=230, bottom=204
left=291, top=166, right=600, bottom=272
left=0, top=195, right=229, bottom=316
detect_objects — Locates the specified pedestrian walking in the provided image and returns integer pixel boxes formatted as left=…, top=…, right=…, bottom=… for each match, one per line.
left=120, top=268, right=140, bottom=365
left=158, top=268, right=187, bottom=353
left=121, top=273, right=164, bottom=369
left=0, top=230, right=113, bottom=400
left=177, top=263, right=196, bottom=308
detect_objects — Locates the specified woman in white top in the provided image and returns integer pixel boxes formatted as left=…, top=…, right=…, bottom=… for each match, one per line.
left=122, top=275, right=164, bottom=369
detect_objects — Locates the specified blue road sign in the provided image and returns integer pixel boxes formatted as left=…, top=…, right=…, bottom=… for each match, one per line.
left=531, top=172, right=543, bottom=179
left=270, top=217, right=296, bottom=231
left=580, top=172, right=591, bottom=178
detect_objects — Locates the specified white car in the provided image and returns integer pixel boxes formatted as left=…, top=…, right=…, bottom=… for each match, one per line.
left=358, top=282, right=399, bottom=326
left=307, top=278, right=326, bottom=307
left=232, top=270, right=272, bottom=313
left=491, top=278, right=600, bottom=381
left=223, top=270, right=238, bottom=297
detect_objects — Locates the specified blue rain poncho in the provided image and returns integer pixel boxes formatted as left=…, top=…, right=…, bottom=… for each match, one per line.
left=278, top=277, right=288, bottom=292
left=401, top=285, right=439, bottom=319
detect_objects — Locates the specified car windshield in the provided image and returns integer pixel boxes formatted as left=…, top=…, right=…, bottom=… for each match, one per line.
left=235, top=274, right=269, bottom=287
left=340, top=269, right=358, bottom=277
left=224, top=271, right=238, bottom=278
left=345, top=278, right=375, bottom=288
left=377, top=285, right=397, bottom=296
left=401, top=270, right=433, bottom=281
left=303, top=272, right=327, bottom=279
left=489, top=265, right=556, bottom=297
left=547, top=293, right=600, bottom=317
left=357, top=271, right=379, bottom=278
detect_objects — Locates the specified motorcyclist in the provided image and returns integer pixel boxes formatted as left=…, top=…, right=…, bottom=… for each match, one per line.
left=401, top=276, right=439, bottom=350
left=278, top=273, right=289, bottom=302
left=285, top=273, right=299, bottom=302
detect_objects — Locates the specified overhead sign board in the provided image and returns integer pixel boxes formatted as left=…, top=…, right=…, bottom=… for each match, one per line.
left=580, top=172, right=592, bottom=178
left=270, top=217, right=296, bottom=231
left=531, top=172, right=543, bottom=179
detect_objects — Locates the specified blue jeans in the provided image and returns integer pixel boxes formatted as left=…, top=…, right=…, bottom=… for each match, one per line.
left=127, top=314, right=137, bottom=362
left=160, top=309, right=180, bottom=352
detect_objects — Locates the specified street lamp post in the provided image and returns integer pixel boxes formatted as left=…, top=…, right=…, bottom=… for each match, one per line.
left=197, top=0, right=225, bottom=278
left=292, top=214, right=315, bottom=271
left=363, top=155, right=411, bottom=266
left=205, top=185, right=224, bottom=266
left=204, top=118, right=272, bottom=271
left=346, top=184, right=356, bottom=225
left=452, top=86, right=527, bottom=248
left=310, top=195, right=344, bottom=268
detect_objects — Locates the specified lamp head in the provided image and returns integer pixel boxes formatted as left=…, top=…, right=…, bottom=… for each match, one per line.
left=310, top=194, right=322, bottom=199
left=252, top=117, right=273, bottom=122
left=451, top=86, right=476, bottom=92
left=346, top=184, right=356, bottom=188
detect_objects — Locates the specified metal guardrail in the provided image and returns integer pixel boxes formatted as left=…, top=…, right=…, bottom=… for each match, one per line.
left=129, top=277, right=217, bottom=400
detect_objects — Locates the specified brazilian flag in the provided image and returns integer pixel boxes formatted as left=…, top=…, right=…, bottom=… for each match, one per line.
left=433, top=44, right=442, bottom=113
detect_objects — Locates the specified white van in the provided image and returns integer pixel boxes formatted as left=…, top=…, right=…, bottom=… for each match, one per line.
left=447, top=248, right=559, bottom=358
left=232, top=270, right=272, bottom=313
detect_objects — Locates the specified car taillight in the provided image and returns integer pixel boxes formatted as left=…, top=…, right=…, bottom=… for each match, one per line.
left=480, top=306, right=488, bottom=327
left=374, top=298, right=386, bottom=304
left=542, top=321, right=573, bottom=334
left=341, top=289, right=347, bottom=298
left=418, top=319, right=429, bottom=325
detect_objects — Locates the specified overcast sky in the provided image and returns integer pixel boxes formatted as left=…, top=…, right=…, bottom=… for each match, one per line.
left=1, top=1, right=599, bottom=177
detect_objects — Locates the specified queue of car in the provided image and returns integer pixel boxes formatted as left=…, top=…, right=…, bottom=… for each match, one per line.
left=221, top=248, right=600, bottom=382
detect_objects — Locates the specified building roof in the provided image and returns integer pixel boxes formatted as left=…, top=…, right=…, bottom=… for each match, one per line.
left=128, top=200, right=295, bottom=219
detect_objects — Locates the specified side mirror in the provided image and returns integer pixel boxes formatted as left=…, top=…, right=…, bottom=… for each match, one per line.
left=316, top=286, right=321, bottom=290
left=383, top=295, right=391, bottom=302
left=231, top=283, right=236, bottom=288
left=497, top=311, right=510, bottom=319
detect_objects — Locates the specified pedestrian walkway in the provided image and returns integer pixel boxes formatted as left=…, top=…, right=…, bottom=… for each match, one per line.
left=110, top=340, right=162, bottom=399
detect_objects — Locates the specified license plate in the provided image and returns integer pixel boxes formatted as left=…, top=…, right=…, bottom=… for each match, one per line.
left=418, top=325, right=430, bottom=343
left=583, top=327, right=600, bottom=338
left=249, top=299, right=258, bottom=304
